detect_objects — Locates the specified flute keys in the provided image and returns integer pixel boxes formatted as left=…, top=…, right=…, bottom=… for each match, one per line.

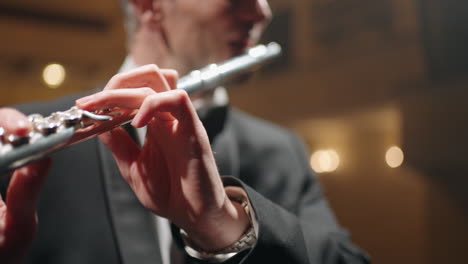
left=59, top=108, right=83, bottom=127
left=28, top=114, right=57, bottom=136
left=0, top=127, right=11, bottom=156
left=28, top=114, right=44, bottom=123
left=7, top=134, right=30, bottom=147
left=61, top=114, right=81, bottom=127
left=0, top=127, right=29, bottom=147
left=0, top=127, right=5, bottom=143
left=35, top=120, right=61, bottom=135
left=82, top=109, right=113, bottom=121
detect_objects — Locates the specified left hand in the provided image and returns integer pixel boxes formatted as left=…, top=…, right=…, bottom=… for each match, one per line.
left=76, top=65, right=249, bottom=251
left=0, top=108, right=52, bottom=264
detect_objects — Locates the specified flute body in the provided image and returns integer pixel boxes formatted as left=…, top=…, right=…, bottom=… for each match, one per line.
left=0, top=42, right=281, bottom=174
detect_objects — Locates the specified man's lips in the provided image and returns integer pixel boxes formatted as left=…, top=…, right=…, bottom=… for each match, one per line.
left=228, top=37, right=255, bottom=53
left=227, top=42, right=248, bottom=56
left=229, top=26, right=255, bottom=49
left=230, top=39, right=249, bottom=48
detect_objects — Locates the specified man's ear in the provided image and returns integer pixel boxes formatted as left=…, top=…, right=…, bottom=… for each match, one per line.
left=131, top=0, right=162, bottom=26
left=130, top=0, right=153, bottom=12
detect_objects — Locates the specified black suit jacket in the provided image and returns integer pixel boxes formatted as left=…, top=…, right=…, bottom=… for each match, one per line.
left=2, top=93, right=370, bottom=264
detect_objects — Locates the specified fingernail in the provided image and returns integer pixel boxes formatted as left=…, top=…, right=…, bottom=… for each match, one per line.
left=17, top=120, right=28, bottom=128
left=130, top=119, right=140, bottom=128
left=15, top=120, right=31, bottom=135
left=18, top=166, right=29, bottom=176
left=131, top=115, right=143, bottom=128
left=76, top=96, right=92, bottom=105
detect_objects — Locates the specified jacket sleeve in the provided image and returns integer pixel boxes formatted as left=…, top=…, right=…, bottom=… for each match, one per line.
left=220, top=131, right=371, bottom=264
left=221, top=176, right=370, bottom=264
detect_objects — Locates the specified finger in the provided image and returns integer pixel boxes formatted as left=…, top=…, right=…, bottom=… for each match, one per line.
left=6, top=158, right=51, bottom=224
left=0, top=108, right=31, bottom=136
left=147, top=69, right=178, bottom=121
left=0, top=193, right=5, bottom=244
left=76, top=88, right=156, bottom=111
left=98, top=127, right=140, bottom=182
left=1, top=160, right=50, bottom=256
left=104, top=65, right=177, bottom=93
left=0, top=192, right=5, bottom=213
left=160, top=69, right=178, bottom=90
left=131, top=90, right=200, bottom=129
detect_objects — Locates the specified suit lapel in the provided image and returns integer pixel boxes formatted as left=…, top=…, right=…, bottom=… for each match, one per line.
left=202, top=106, right=240, bottom=178
left=97, top=139, right=162, bottom=264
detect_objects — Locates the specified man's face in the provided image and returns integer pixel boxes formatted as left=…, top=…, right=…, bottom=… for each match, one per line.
left=160, top=0, right=272, bottom=73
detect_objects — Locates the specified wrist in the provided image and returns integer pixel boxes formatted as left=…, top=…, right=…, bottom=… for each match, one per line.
left=183, top=197, right=251, bottom=251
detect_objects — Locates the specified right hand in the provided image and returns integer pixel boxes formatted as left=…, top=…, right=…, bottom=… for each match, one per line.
left=0, top=108, right=51, bottom=264
left=77, top=65, right=250, bottom=251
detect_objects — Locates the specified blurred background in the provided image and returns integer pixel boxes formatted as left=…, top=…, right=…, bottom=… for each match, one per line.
left=1, top=0, right=468, bottom=263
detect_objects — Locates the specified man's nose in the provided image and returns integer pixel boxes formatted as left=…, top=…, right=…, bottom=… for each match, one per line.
left=237, top=0, right=272, bottom=24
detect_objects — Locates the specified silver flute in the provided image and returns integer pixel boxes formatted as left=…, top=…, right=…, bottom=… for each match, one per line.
left=0, top=42, right=281, bottom=174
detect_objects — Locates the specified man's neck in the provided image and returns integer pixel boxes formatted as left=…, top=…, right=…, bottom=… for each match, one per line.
left=129, top=28, right=192, bottom=77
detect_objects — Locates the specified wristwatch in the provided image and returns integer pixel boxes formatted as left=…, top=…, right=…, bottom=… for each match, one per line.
left=180, top=186, right=258, bottom=262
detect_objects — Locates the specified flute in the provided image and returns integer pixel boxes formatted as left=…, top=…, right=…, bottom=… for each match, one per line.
left=0, top=42, right=281, bottom=174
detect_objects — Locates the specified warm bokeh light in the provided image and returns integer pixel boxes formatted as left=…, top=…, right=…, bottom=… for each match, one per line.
left=310, top=149, right=340, bottom=173
left=42, top=63, right=66, bottom=88
left=386, top=146, right=404, bottom=168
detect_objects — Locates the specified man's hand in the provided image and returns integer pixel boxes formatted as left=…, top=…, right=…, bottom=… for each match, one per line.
left=0, top=108, right=51, bottom=263
left=76, top=65, right=250, bottom=251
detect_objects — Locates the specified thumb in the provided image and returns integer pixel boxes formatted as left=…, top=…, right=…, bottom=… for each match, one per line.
left=0, top=158, right=51, bottom=259
left=6, top=158, right=51, bottom=225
